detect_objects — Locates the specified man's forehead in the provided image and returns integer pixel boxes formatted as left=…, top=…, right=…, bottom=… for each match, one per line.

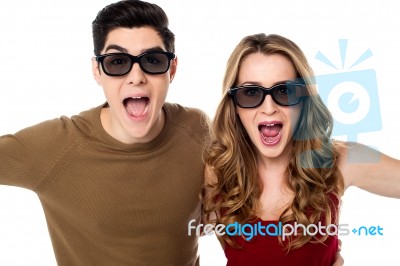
left=103, top=27, right=165, bottom=54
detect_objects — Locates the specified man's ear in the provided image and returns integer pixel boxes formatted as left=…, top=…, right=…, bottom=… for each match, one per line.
left=169, top=56, right=178, bottom=83
left=92, top=58, right=102, bottom=85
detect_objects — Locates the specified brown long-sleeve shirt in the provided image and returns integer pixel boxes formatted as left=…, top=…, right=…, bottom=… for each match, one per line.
left=0, top=102, right=209, bottom=265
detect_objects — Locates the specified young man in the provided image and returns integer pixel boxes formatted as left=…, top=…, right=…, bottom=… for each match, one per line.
left=0, top=0, right=209, bottom=265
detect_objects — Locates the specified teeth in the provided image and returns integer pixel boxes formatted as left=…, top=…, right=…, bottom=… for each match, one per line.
left=143, top=104, right=149, bottom=114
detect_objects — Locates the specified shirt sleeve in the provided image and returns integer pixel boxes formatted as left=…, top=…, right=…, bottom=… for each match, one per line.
left=0, top=117, right=78, bottom=191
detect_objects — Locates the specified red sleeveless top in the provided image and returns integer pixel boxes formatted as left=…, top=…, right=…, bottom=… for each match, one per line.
left=224, top=218, right=338, bottom=266
left=224, top=218, right=338, bottom=265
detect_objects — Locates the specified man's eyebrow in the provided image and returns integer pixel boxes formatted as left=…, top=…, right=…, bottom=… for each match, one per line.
left=104, top=45, right=166, bottom=54
left=145, top=46, right=165, bottom=52
left=105, top=44, right=128, bottom=53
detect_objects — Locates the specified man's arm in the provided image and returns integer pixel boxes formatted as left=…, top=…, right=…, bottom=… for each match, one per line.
left=0, top=117, right=78, bottom=191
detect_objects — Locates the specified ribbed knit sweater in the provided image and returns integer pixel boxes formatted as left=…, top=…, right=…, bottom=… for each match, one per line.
left=0, top=102, right=209, bottom=266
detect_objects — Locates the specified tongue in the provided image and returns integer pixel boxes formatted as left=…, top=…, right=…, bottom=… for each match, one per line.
left=125, top=98, right=148, bottom=118
left=260, top=125, right=281, bottom=137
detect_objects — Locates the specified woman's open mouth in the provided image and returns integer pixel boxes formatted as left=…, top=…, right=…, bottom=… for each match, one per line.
left=258, top=122, right=282, bottom=145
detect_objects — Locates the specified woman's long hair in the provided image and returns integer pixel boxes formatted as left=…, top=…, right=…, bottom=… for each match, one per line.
left=203, top=33, right=344, bottom=251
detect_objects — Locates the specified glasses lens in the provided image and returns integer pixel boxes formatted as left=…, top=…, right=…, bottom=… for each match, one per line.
left=272, top=83, right=302, bottom=105
left=236, top=86, right=264, bottom=107
left=102, top=54, right=131, bottom=76
left=103, top=54, right=131, bottom=75
left=140, top=53, right=170, bottom=74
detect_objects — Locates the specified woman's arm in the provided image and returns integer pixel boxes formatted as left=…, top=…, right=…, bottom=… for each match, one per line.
left=339, top=141, right=400, bottom=198
left=332, top=239, right=344, bottom=266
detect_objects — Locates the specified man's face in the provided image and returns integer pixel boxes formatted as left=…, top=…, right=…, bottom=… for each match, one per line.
left=92, top=26, right=177, bottom=144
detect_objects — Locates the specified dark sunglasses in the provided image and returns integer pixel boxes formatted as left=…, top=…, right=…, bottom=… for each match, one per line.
left=95, top=51, right=176, bottom=76
left=229, top=81, right=307, bottom=108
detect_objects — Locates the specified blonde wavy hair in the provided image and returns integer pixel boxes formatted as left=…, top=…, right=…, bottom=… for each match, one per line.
left=203, top=33, right=344, bottom=251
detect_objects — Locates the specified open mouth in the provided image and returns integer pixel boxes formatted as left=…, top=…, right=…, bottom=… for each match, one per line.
left=123, top=97, right=150, bottom=118
left=258, top=123, right=283, bottom=145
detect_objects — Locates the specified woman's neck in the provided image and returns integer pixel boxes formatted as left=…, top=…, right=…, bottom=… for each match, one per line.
left=256, top=148, right=294, bottom=220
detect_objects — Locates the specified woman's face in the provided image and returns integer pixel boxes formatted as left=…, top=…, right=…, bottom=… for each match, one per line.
left=235, top=52, right=302, bottom=163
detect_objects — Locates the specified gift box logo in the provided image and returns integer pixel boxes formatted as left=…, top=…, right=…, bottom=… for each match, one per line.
left=315, top=39, right=382, bottom=141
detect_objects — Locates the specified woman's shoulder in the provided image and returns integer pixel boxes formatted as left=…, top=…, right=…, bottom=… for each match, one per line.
left=336, top=140, right=382, bottom=189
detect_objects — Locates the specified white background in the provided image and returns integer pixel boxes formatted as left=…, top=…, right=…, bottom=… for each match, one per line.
left=0, top=0, right=399, bottom=265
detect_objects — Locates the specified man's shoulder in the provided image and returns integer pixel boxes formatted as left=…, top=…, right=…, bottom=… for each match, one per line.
left=164, top=102, right=211, bottom=139
left=73, top=103, right=104, bottom=123
left=164, top=102, right=209, bottom=124
left=13, top=104, right=103, bottom=143
left=164, top=102, right=207, bottom=116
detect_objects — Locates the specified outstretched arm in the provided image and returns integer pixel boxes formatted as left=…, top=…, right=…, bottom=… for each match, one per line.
left=339, top=141, right=400, bottom=198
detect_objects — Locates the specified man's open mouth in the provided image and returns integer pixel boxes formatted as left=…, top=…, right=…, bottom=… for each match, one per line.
left=123, top=97, right=150, bottom=118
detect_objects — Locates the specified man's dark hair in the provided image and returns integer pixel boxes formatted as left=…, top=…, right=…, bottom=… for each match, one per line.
left=92, top=0, right=175, bottom=55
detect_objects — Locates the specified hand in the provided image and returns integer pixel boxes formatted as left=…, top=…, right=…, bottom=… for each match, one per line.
left=332, top=239, right=344, bottom=266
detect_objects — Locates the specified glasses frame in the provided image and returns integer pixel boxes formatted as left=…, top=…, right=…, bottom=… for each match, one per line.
left=95, top=51, right=176, bottom=76
left=228, top=81, right=307, bottom=108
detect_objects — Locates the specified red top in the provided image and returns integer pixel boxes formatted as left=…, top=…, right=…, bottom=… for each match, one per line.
left=224, top=219, right=338, bottom=266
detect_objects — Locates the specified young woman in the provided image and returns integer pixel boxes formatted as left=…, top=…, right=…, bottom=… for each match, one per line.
left=203, top=33, right=400, bottom=265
